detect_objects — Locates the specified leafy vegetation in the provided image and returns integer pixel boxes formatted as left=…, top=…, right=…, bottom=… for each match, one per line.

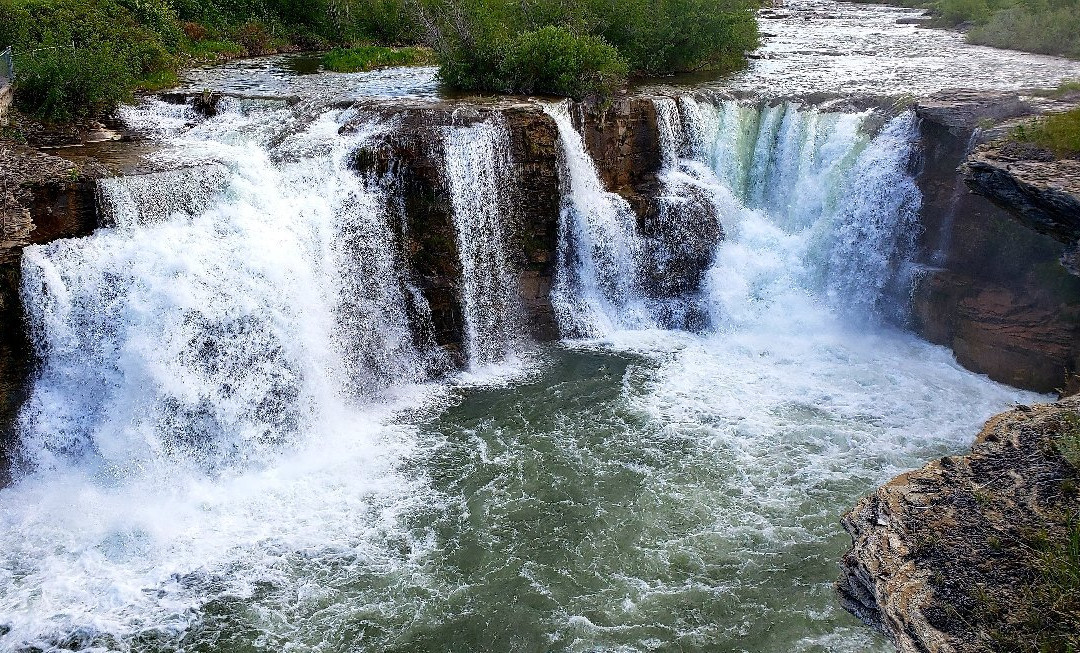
left=1012, top=107, right=1080, bottom=157
left=322, top=45, right=433, bottom=72
left=864, top=0, right=1080, bottom=59
left=0, top=0, right=421, bottom=121
left=420, top=0, right=759, bottom=98
left=0, top=0, right=760, bottom=121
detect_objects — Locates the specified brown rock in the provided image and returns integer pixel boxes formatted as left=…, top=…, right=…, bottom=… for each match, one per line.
left=838, top=398, right=1080, bottom=652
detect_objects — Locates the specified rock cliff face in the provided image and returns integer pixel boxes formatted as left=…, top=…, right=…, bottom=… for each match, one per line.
left=910, top=91, right=1080, bottom=393
left=345, top=101, right=564, bottom=362
left=345, top=97, right=682, bottom=357
left=963, top=142, right=1080, bottom=274
left=837, top=398, right=1080, bottom=652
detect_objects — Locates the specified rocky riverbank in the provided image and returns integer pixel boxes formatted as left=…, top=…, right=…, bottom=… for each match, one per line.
left=837, top=397, right=1080, bottom=652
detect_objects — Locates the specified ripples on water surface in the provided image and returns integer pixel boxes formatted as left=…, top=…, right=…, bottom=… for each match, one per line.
left=0, top=2, right=1070, bottom=651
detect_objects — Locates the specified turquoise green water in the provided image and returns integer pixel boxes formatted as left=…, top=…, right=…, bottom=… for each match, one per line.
left=90, top=329, right=1028, bottom=653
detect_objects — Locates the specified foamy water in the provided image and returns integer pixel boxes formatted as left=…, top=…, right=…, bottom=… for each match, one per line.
left=0, top=18, right=1058, bottom=650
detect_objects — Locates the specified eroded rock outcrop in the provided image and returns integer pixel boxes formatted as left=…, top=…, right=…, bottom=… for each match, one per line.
left=838, top=398, right=1080, bottom=652
left=344, top=101, right=563, bottom=361
left=964, top=142, right=1080, bottom=274
left=911, top=91, right=1080, bottom=393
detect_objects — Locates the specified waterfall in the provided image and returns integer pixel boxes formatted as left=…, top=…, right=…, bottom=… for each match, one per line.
left=97, top=165, right=231, bottom=228
left=546, top=96, right=923, bottom=338
left=543, top=102, right=652, bottom=338
left=676, top=99, right=923, bottom=326
left=441, top=119, right=524, bottom=368
left=14, top=100, right=440, bottom=476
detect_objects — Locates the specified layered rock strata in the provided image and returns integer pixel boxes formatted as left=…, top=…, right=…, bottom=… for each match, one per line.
left=838, top=398, right=1080, bottom=652
left=911, top=91, right=1080, bottom=393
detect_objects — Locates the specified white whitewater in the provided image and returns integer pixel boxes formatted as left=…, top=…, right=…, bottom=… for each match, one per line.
left=0, top=90, right=1043, bottom=653
left=441, top=119, right=524, bottom=368
left=0, top=100, right=450, bottom=647
left=18, top=100, right=439, bottom=478
left=543, top=102, right=654, bottom=337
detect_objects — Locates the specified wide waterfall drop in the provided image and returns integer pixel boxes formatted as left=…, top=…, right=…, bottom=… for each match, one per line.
left=16, top=101, right=440, bottom=477
left=441, top=119, right=524, bottom=367
left=644, top=97, right=924, bottom=328
left=543, top=102, right=654, bottom=337
left=0, top=88, right=1047, bottom=653
left=0, top=99, right=454, bottom=649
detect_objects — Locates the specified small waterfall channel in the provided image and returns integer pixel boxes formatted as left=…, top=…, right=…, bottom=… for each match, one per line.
left=0, top=90, right=1038, bottom=653
left=442, top=118, right=525, bottom=368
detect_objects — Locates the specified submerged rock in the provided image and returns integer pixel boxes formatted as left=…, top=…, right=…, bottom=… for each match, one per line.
left=837, top=398, right=1080, bottom=652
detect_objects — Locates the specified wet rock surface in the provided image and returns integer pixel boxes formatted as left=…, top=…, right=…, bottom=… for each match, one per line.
left=911, top=91, right=1080, bottom=393
left=345, top=101, right=563, bottom=360
left=837, top=398, right=1080, bottom=652
left=963, top=142, right=1080, bottom=273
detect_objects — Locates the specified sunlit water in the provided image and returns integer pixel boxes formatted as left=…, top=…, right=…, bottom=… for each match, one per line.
left=0, top=4, right=1063, bottom=651
left=658, top=0, right=1080, bottom=96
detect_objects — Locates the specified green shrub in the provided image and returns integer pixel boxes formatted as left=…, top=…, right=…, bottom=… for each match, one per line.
left=322, top=45, right=434, bottom=72
left=420, top=0, right=759, bottom=98
left=1012, top=108, right=1080, bottom=157
left=928, top=0, right=1080, bottom=59
left=13, top=45, right=135, bottom=121
left=968, top=4, right=1080, bottom=58
left=500, top=26, right=627, bottom=98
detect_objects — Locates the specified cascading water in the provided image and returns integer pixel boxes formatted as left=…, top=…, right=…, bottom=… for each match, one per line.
left=543, top=102, right=654, bottom=337
left=15, top=100, right=442, bottom=478
left=441, top=119, right=524, bottom=368
left=0, top=79, right=1044, bottom=652
left=651, top=97, right=924, bottom=327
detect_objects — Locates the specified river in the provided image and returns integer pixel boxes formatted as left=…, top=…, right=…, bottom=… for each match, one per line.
left=1, top=2, right=1078, bottom=651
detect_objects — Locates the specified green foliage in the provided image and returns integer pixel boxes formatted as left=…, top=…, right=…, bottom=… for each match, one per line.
left=1059, top=412, right=1080, bottom=468
left=0, top=0, right=761, bottom=120
left=501, top=27, right=627, bottom=97
left=11, top=45, right=134, bottom=121
left=420, top=0, right=759, bottom=97
left=930, top=0, right=1080, bottom=58
left=322, top=45, right=433, bottom=72
left=1012, top=108, right=1080, bottom=157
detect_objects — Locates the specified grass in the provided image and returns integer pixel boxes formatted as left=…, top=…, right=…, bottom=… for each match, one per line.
left=1011, top=108, right=1080, bottom=157
left=321, top=46, right=434, bottom=73
left=1060, top=412, right=1080, bottom=469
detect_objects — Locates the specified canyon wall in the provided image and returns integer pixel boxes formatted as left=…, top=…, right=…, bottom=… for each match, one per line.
left=837, top=397, right=1080, bottom=652
left=911, top=92, right=1080, bottom=393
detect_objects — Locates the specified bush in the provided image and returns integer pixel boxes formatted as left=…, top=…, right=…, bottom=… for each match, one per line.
left=967, top=3, right=1080, bottom=58
left=13, top=45, right=135, bottom=121
left=420, top=0, right=759, bottom=98
left=500, top=26, right=627, bottom=98
left=928, top=0, right=1080, bottom=59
